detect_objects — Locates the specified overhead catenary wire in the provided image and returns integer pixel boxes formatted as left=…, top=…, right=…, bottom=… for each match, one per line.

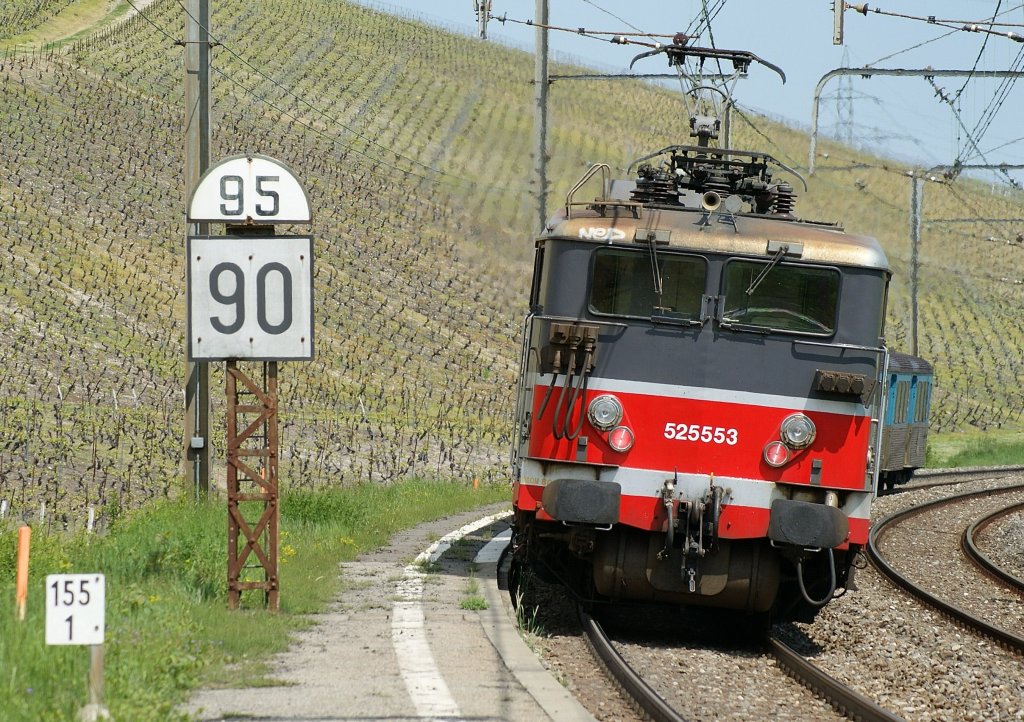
left=964, top=44, right=1024, bottom=163
left=123, top=0, right=181, bottom=44
left=861, top=0, right=1024, bottom=102
left=577, top=0, right=645, bottom=35
left=488, top=13, right=674, bottom=47
left=944, top=183, right=1024, bottom=238
left=866, top=27, right=960, bottom=66
left=845, top=3, right=1024, bottom=29
left=953, top=0, right=1002, bottom=98
left=167, top=0, right=530, bottom=195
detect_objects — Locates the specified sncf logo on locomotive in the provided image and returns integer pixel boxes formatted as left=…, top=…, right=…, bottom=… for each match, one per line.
left=579, top=227, right=627, bottom=241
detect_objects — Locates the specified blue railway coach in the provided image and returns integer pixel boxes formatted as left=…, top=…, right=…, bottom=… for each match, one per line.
left=878, top=352, right=933, bottom=491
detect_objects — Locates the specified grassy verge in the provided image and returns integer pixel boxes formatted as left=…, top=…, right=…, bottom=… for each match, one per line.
left=0, top=479, right=508, bottom=721
left=926, top=429, right=1024, bottom=468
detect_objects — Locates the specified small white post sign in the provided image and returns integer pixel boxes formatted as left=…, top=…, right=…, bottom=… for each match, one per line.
left=45, top=574, right=105, bottom=646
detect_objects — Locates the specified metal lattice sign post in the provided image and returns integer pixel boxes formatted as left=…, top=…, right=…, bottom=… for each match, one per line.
left=187, top=154, right=313, bottom=610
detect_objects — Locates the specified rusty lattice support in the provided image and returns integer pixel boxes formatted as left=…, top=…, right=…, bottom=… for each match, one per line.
left=226, top=360, right=279, bottom=610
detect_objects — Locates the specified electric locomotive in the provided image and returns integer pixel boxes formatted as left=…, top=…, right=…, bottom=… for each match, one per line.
left=510, top=43, right=892, bottom=623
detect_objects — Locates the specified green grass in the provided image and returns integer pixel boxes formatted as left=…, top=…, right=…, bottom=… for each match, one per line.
left=927, top=430, right=1024, bottom=468
left=459, top=570, right=487, bottom=611
left=459, top=595, right=488, bottom=611
left=0, top=479, right=507, bottom=721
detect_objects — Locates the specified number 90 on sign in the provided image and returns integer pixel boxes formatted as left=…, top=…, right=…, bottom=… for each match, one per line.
left=188, top=236, right=314, bottom=361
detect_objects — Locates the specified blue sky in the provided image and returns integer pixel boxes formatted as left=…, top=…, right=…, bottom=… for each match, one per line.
left=354, top=1, right=1024, bottom=185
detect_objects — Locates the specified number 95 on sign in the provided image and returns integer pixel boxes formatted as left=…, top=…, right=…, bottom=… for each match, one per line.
left=188, top=236, right=314, bottom=361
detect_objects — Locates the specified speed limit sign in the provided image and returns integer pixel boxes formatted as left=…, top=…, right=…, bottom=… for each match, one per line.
left=187, top=236, right=314, bottom=360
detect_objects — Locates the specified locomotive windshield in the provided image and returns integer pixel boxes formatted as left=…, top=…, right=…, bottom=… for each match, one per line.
left=590, top=248, right=705, bottom=321
left=721, top=260, right=838, bottom=335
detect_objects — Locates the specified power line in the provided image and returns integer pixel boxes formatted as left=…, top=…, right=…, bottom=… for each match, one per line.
left=122, top=0, right=180, bottom=44
left=171, top=0, right=527, bottom=193
left=577, top=0, right=644, bottom=35
left=729, top=103, right=801, bottom=168
left=955, top=0, right=1002, bottom=98
left=808, top=67, right=1024, bottom=176
left=488, top=13, right=673, bottom=45
left=964, top=44, right=1024, bottom=163
left=976, top=134, right=1024, bottom=156
left=846, top=3, right=1024, bottom=29
left=942, top=182, right=1022, bottom=239
left=866, top=27, right=960, bottom=66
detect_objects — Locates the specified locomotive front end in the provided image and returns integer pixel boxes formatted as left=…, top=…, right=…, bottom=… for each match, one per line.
left=511, top=151, right=891, bottom=622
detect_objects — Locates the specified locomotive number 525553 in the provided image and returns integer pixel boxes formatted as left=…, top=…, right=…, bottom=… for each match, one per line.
left=663, top=423, right=739, bottom=445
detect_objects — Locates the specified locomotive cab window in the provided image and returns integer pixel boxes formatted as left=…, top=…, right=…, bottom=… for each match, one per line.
left=720, top=260, right=839, bottom=336
left=589, top=248, right=706, bottom=321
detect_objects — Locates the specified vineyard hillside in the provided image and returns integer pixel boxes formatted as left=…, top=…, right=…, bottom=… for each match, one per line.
left=1, top=1, right=1022, bottom=526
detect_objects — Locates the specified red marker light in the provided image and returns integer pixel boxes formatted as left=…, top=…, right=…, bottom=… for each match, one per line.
left=763, top=440, right=790, bottom=468
left=608, top=426, right=635, bottom=452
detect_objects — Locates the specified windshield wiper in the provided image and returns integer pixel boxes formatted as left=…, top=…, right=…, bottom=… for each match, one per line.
left=745, top=243, right=789, bottom=296
left=648, top=236, right=664, bottom=308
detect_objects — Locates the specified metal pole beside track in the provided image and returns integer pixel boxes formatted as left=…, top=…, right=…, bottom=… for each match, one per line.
left=533, top=0, right=549, bottom=234
left=909, top=174, right=922, bottom=357
left=184, top=0, right=211, bottom=497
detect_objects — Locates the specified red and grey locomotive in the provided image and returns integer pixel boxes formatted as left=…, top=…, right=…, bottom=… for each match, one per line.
left=510, top=44, right=891, bottom=622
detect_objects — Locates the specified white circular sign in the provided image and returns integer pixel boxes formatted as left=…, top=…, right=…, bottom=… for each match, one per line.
left=188, top=154, right=311, bottom=224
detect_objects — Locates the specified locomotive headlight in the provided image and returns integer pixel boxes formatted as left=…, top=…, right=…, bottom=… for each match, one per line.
left=763, top=440, right=791, bottom=467
left=779, top=413, right=816, bottom=449
left=588, top=394, right=623, bottom=431
left=607, top=425, right=635, bottom=452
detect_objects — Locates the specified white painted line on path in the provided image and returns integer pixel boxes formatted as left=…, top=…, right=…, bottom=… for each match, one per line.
left=474, top=529, right=511, bottom=564
left=391, top=512, right=510, bottom=719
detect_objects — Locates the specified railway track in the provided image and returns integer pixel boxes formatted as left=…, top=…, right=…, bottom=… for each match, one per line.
left=868, top=481, right=1024, bottom=653
left=765, top=636, right=903, bottom=722
left=506, top=468, right=1024, bottom=720
left=884, top=465, right=1024, bottom=496
left=577, top=608, right=686, bottom=722
left=962, top=499, right=1024, bottom=592
left=578, top=607, right=903, bottom=722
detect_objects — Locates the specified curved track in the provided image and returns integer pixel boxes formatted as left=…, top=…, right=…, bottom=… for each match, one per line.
left=961, top=499, right=1024, bottom=592
left=577, top=608, right=687, bottom=722
left=868, top=481, right=1024, bottom=653
left=765, top=636, right=904, bottom=722
left=578, top=607, right=903, bottom=722
left=884, top=465, right=1024, bottom=496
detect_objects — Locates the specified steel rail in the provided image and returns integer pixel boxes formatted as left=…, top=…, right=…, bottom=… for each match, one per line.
left=868, top=482, right=1024, bottom=653
left=580, top=605, right=904, bottom=722
left=962, top=500, right=1024, bottom=593
left=766, top=636, right=905, bottom=722
left=577, top=607, right=689, bottom=722
left=914, top=465, right=1024, bottom=479
left=884, top=465, right=1024, bottom=496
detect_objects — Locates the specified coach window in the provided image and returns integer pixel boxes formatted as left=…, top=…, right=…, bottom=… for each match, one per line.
left=894, top=380, right=910, bottom=424
left=913, top=380, right=931, bottom=423
left=589, top=248, right=706, bottom=321
left=720, top=260, right=839, bottom=336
